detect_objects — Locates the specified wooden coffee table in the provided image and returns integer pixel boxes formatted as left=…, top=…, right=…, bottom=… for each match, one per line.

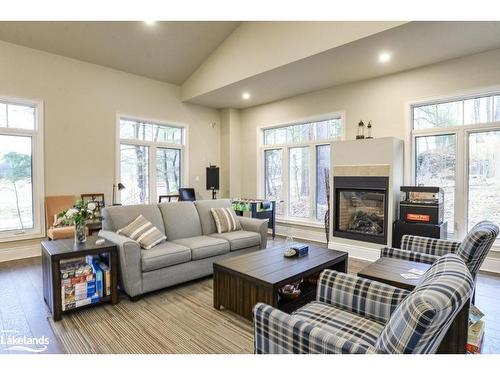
left=358, top=256, right=469, bottom=354
left=213, top=244, right=348, bottom=320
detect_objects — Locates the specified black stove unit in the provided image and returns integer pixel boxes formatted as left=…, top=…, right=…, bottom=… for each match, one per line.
left=392, top=186, right=447, bottom=248
left=399, top=186, right=444, bottom=225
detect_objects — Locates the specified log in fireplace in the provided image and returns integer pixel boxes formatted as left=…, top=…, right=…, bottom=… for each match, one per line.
left=333, top=176, right=389, bottom=244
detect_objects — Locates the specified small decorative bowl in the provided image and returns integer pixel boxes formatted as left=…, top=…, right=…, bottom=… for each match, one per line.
left=283, top=248, right=297, bottom=258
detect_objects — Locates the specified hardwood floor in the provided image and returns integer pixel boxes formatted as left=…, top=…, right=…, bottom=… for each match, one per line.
left=0, top=256, right=64, bottom=354
left=0, top=237, right=499, bottom=354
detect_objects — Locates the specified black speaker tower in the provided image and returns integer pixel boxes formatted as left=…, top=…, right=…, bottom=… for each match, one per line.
left=206, top=165, right=219, bottom=200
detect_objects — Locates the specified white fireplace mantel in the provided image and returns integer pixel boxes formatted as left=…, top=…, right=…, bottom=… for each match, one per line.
left=329, top=137, right=404, bottom=254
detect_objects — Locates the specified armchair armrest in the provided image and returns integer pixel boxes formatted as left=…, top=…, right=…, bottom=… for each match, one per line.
left=253, top=303, right=376, bottom=354
left=317, top=270, right=409, bottom=324
left=98, top=230, right=143, bottom=297
left=238, top=216, right=269, bottom=249
left=380, top=247, right=440, bottom=265
left=401, top=235, right=461, bottom=256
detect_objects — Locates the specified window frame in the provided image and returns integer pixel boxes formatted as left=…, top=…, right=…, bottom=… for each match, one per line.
left=116, top=114, right=188, bottom=205
left=257, top=111, right=345, bottom=226
left=408, top=87, right=500, bottom=244
left=0, top=95, right=44, bottom=242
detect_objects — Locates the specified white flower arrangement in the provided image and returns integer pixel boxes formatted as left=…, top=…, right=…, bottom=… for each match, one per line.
left=56, top=199, right=97, bottom=227
left=64, top=208, right=79, bottom=220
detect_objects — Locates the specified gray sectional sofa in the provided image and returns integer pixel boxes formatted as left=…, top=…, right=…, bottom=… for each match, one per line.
left=99, top=199, right=268, bottom=299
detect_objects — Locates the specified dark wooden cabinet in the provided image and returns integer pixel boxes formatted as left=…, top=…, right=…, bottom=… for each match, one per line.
left=42, top=237, right=119, bottom=321
left=392, top=220, right=448, bottom=248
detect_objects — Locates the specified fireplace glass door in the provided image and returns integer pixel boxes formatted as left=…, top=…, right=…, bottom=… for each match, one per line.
left=336, top=189, right=386, bottom=241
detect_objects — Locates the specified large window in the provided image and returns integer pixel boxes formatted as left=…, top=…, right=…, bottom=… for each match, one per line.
left=261, top=116, right=343, bottom=223
left=118, top=117, right=184, bottom=205
left=0, top=99, right=43, bottom=241
left=412, top=92, right=500, bottom=241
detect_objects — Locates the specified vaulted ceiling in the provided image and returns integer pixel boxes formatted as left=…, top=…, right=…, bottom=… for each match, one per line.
left=1, top=21, right=500, bottom=109
left=0, top=21, right=240, bottom=84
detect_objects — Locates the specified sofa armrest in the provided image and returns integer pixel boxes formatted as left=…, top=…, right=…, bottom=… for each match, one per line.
left=253, top=303, right=376, bottom=354
left=98, top=230, right=143, bottom=297
left=238, top=216, right=269, bottom=249
left=401, top=235, right=461, bottom=256
left=317, top=270, right=409, bottom=324
left=380, top=247, right=440, bottom=265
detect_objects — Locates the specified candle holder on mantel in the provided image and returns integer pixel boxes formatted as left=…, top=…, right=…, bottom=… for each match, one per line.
left=366, top=121, right=373, bottom=139
left=356, top=120, right=365, bottom=139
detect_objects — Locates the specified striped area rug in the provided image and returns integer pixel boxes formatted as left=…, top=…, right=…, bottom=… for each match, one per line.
left=49, top=277, right=254, bottom=354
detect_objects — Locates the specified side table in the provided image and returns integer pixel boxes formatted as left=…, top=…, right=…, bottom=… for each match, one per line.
left=42, top=236, right=119, bottom=321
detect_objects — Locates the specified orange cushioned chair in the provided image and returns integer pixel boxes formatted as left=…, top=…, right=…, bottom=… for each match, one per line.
left=45, top=195, right=76, bottom=240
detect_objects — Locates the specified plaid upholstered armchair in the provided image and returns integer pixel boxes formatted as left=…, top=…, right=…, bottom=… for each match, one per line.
left=381, top=221, right=499, bottom=278
left=253, top=254, right=473, bottom=354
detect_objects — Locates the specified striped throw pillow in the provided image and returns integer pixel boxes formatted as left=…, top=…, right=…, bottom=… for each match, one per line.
left=211, top=208, right=242, bottom=234
left=117, top=215, right=166, bottom=250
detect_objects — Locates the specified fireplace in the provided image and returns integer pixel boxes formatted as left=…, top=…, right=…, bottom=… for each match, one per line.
left=333, top=176, right=389, bottom=244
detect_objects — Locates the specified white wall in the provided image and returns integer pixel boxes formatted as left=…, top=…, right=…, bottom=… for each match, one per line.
left=239, top=48, right=500, bottom=199
left=0, top=40, right=221, bottom=253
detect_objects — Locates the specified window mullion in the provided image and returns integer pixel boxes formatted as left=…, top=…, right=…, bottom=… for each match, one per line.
left=454, top=129, right=466, bottom=240
left=310, top=145, right=316, bottom=221
left=284, top=146, right=289, bottom=219
left=150, top=146, right=157, bottom=204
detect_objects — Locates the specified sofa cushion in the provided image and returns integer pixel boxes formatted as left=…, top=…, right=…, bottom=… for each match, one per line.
left=211, top=207, right=242, bottom=233
left=194, top=199, right=233, bottom=235
left=210, top=230, right=260, bottom=251
left=117, top=214, right=166, bottom=250
left=158, top=202, right=203, bottom=240
left=141, top=241, right=191, bottom=272
left=293, top=301, right=384, bottom=348
left=173, top=235, right=229, bottom=260
left=102, top=204, right=165, bottom=234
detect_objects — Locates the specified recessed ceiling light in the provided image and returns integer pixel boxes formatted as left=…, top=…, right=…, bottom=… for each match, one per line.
left=144, top=21, right=157, bottom=26
left=378, top=52, right=392, bottom=63
left=242, top=92, right=251, bottom=100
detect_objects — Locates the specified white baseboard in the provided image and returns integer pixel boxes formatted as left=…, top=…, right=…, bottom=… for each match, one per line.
left=0, top=243, right=41, bottom=263
left=272, top=224, right=327, bottom=244
left=328, top=241, right=380, bottom=262
left=481, top=256, right=500, bottom=274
